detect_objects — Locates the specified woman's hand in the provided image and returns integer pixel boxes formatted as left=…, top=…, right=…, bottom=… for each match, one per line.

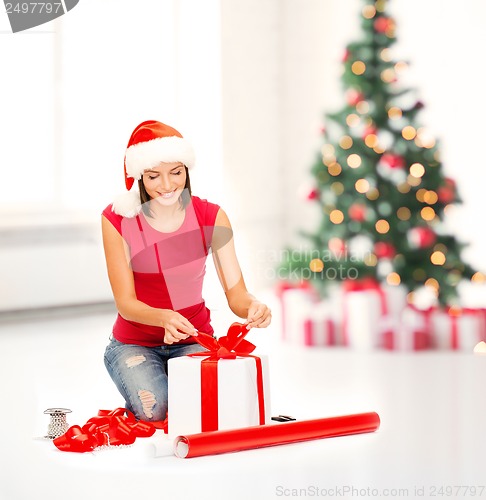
left=245, top=300, right=272, bottom=329
left=160, top=310, right=198, bottom=345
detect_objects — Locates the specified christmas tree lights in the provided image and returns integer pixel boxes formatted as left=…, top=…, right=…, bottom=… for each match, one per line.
left=280, top=0, right=478, bottom=306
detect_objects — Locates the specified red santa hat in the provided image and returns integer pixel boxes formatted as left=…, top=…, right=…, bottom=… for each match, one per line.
left=112, top=120, right=195, bottom=217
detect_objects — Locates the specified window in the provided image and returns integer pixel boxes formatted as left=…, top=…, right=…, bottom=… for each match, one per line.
left=0, top=0, right=223, bottom=217
left=0, top=21, right=56, bottom=209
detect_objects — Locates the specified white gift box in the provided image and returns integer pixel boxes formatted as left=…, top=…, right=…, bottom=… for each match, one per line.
left=279, top=289, right=342, bottom=346
left=342, top=289, right=386, bottom=350
left=279, top=288, right=316, bottom=343
left=341, top=284, right=407, bottom=350
left=431, top=309, right=484, bottom=351
left=391, top=306, right=486, bottom=351
left=383, top=284, right=408, bottom=318
left=168, top=354, right=271, bottom=438
left=392, top=306, right=433, bottom=351
left=303, top=301, right=337, bottom=346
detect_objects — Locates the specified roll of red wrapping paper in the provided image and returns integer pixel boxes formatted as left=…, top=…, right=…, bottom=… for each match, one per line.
left=173, top=411, right=380, bottom=458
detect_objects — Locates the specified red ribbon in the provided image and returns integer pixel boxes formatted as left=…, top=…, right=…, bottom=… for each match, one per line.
left=403, top=304, right=437, bottom=350
left=446, top=307, right=460, bottom=350
left=304, top=318, right=335, bottom=346
left=446, top=307, right=486, bottom=350
left=53, top=408, right=156, bottom=453
left=407, top=305, right=486, bottom=349
left=275, top=279, right=314, bottom=298
left=476, top=308, right=486, bottom=341
left=189, top=322, right=266, bottom=432
left=342, top=277, right=388, bottom=314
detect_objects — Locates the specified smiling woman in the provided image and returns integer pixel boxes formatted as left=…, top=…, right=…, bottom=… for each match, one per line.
left=139, top=163, right=192, bottom=221
left=101, top=120, right=272, bottom=425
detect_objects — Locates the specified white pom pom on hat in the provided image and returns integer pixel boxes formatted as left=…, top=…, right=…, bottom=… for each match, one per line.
left=112, top=120, right=195, bottom=217
left=112, top=189, right=143, bottom=219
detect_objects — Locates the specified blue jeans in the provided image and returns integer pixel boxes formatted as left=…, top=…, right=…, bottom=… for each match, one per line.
left=104, top=337, right=206, bottom=422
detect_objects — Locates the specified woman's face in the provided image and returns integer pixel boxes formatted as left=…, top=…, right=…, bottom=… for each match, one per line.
left=142, top=162, right=186, bottom=207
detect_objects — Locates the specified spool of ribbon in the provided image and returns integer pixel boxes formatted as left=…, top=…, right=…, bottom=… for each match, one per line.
left=188, top=322, right=266, bottom=432
left=44, top=408, right=72, bottom=439
left=53, top=408, right=156, bottom=453
left=173, top=411, right=380, bottom=458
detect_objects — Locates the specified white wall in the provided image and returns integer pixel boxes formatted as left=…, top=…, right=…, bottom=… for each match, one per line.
left=219, top=0, right=282, bottom=293
left=389, top=0, right=486, bottom=270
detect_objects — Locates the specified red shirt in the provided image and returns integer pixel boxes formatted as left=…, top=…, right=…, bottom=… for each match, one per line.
left=102, top=196, right=220, bottom=346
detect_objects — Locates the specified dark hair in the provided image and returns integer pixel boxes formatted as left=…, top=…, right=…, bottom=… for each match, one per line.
left=138, top=165, right=192, bottom=217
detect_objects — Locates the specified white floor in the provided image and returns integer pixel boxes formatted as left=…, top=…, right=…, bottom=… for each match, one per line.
left=1, top=294, right=486, bottom=500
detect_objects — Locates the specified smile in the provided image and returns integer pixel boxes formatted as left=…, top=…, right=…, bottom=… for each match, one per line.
left=158, top=189, right=177, bottom=199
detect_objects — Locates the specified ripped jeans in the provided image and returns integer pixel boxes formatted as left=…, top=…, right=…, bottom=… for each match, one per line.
left=104, top=337, right=205, bottom=422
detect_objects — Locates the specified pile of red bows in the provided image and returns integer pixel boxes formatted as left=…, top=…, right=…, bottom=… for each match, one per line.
left=53, top=408, right=157, bottom=453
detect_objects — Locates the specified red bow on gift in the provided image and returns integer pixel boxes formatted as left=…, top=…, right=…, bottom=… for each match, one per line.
left=193, top=322, right=256, bottom=357
left=275, top=279, right=314, bottom=298
left=53, top=408, right=155, bottom=453
left=189, top=322, right=266, bottom=432
left=342, top=276, right=382, bottom=294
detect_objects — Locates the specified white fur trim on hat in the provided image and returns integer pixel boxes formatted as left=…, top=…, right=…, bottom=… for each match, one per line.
left=112, top=189, right=142, bottom=218
left=125, top=136, right=195, bottom=181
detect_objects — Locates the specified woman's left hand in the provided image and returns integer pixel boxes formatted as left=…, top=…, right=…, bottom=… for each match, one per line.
left=246, top=300, right=272, bottom=329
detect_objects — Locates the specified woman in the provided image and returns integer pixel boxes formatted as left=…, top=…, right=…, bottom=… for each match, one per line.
left=102, top=120, right=271, bottom=424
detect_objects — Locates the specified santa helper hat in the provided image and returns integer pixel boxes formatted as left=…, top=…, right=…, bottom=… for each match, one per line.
left=112, top=120, right=195, bottom=217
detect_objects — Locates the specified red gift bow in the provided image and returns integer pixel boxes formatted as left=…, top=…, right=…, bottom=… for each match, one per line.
left=189, top=322, right=266, bottom=432
left=53, top=408, right=156, bottom=453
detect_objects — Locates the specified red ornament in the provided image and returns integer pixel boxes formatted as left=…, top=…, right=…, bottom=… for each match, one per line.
left=437, top=178, right=456, bottom=204
left=307, top=188, right=320, bottom=201
left=438, top=187, right=455, bottom=204
left=363, top=125, right=377, bottom=139
left=374, top=241, right=396, bottom=259
left=328, top=238, right=347, bottom=256
left=346, top=89, right=364, bottom=107
left=342, top=49, right=351, bottom=63
left=348, top=203, right=367, bottom=222
left=407, top=227, right=436, bottom=249
left=379, top=153, right=405, bottom=169
left=374, top=16, right=393, bottom=34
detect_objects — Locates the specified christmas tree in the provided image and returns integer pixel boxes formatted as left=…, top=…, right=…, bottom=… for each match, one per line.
left=280, top=0, right=482, bottom=306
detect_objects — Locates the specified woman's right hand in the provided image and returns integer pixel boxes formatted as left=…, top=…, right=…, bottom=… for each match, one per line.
left=160, top=310, right=198, bottom=345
